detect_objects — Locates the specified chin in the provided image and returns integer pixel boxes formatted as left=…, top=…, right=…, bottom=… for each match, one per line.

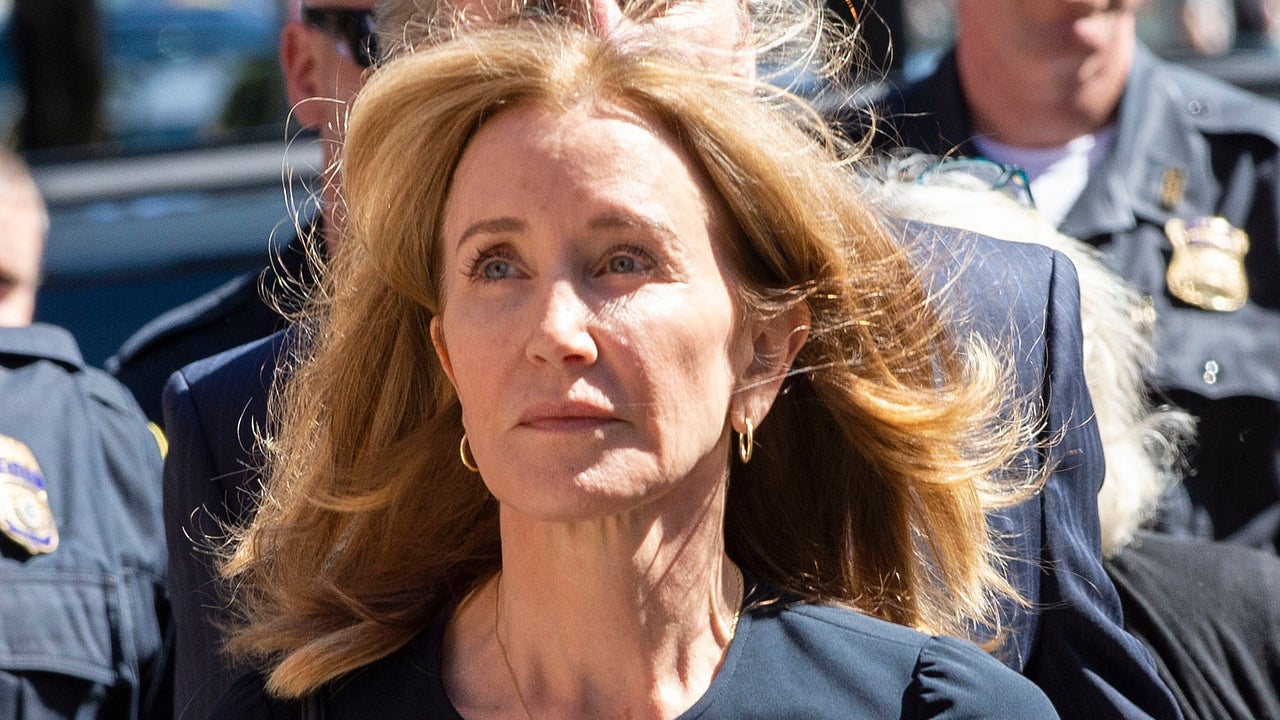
left=489, top=456, right=679, bottom=524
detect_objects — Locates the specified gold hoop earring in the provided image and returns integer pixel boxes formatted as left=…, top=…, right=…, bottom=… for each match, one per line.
left=460, top=434, right=480, bottom=473
left=737, top=417, right=754, bottom=464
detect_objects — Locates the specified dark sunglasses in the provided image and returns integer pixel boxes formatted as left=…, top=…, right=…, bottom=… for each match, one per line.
left=302, top=7, right=379, bottom=68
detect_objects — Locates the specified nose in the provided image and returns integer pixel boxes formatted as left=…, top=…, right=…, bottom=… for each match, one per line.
left=526, top=280, right=599, bottom=366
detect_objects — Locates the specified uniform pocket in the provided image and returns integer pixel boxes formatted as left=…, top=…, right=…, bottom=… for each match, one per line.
left=0, top=568, right=116, bottom=686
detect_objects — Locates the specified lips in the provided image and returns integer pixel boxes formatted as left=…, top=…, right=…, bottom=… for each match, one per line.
left=516, top=401, right=620, bottom=432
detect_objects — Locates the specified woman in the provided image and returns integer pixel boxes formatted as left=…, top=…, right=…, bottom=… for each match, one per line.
left=212, top=27, right=1055, bottom=718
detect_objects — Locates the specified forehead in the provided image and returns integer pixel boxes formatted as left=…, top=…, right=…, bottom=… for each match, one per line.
left=457, top=101, right=688, bottom=184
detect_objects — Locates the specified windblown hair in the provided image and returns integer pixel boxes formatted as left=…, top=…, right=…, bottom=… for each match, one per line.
left=877, top=178, right=1194, bottom=556
left=373, top=0, right=867, bottom=115
left=223, top=27, right=1038, bottom=697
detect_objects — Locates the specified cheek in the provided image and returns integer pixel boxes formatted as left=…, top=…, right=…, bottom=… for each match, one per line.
left=437, top=303, right=504, bottom=416
left=619, top=290, right=740, bottom=424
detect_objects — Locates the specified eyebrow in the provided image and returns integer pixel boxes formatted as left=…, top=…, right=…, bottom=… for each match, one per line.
left=456, top=212, right=679, bottom=248
left=588, top=213, right=677, bottom=242
left=456, top=217, right=525, bottom=249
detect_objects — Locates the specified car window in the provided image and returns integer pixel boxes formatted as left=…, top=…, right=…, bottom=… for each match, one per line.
left=2, top=0, right=288, bottom=162
left=2, top=0, right=309, bottom=368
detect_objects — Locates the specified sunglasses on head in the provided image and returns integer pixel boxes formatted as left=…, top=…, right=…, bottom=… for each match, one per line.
left=910, top=156, right=1037, bottom=210
left=302, top=7, right=379, bottom=68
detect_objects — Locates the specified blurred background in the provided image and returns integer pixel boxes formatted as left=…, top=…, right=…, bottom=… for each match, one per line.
left=6, top=0, right=1279, bottom=367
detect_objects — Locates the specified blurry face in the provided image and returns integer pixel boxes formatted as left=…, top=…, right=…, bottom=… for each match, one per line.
left=284, top=0, right=375, bottom=238
left=960, top=0, right=1139, bottom=57
left=308, top=2, right=371, bottom=128
left=286, top=1, right=375, bottom=135
left=580, top=0, right=754, bottom=76
left=0, top=185, right=43, bottom=327
left=432, top=103, right=752, bottom=521
left=450, top=0, right=754, bottom=77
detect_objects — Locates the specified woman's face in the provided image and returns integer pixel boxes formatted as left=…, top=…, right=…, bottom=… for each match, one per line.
left=433, top=102, right=753, bottom=522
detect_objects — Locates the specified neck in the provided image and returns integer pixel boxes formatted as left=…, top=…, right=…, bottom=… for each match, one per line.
left=954, top=6, right=1135, bottom=148
left=444, top=470, right=742, bottom=719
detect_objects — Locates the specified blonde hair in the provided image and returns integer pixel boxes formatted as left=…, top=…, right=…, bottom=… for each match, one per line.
left=373, top=0, right=869, bottom=117
left=224, top=27, right=1037, bottom=697
left=877, top=178, right=1194, bottom=556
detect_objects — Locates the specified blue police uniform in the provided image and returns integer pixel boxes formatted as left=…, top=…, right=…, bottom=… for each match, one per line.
left=0, top=323, right=169, bottom=720
left=887, top=44, right=1280, bottom=552
left=162, top=224, right=1181, bottom=720
left=107, top=227, right=316, bottom=427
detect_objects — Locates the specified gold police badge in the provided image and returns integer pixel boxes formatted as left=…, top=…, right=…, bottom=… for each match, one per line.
left=1165, top=217, right=1250, bottom=312
left=0, top=434, right=58, bottom=555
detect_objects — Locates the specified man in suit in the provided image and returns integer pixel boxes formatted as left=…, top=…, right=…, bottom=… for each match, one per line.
left=136, top=3, right=373, bottom=717
left=161, top=1, right=1182, bottom=718
left=106, top=0, right=372, bottom=426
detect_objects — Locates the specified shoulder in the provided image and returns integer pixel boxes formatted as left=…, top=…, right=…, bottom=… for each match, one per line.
left=1108, top=533, right=1280, bottom=717
left=108, top=269, right=288, bottom=424
left=760, top=600, right=935, bottom=652
left=106, top=222, right=319, bottom=425
left=896, top=220, right=1067, bottom=334
left=161, top=328, right=293, bottom=474
left=1111, top=532, right=1280, bottom=608
left=208, top=672, right=303, bottom=720
left=1138, top=48, right=1280, bottom=143
left=0, top=324, right=155, bottom=444
left=180, top=327, right=290, bottom=382
left=897, top=219, right=1059, bottom=281
left=736, top=603, right=1057, bottom=718
left=909, top=634, right=1059, bottom=718
left=109, top=270, right=265, bottom=372
left=166, top=328, right=293, bottom=406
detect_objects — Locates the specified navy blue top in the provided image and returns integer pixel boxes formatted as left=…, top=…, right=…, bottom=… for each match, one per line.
left=210, top=588, right=1058, bottom=719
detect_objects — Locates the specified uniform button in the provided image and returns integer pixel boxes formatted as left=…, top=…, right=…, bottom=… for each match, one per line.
left=1203, top=360, right=1219, bottom=384
left=1188, top=100, right=1204, bottom=115
left=1131, top=295, right=1157, bottom=334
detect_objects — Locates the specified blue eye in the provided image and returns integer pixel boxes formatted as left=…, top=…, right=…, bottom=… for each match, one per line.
left=481, top=258, right=515, bottom=280
left=607, top=255, right=639, bottom=274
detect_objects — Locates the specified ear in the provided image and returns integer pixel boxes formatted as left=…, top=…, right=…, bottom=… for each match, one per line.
left=279, top=22, right=327, bottom=129
left=430, top=316, right=458, bottom=388
left=731, top=301, right=810, bottom=433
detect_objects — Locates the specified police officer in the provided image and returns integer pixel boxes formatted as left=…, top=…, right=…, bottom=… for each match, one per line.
left=883, top=0, right=1280, bottom=552
left=0, top=150, right=169, bottom=719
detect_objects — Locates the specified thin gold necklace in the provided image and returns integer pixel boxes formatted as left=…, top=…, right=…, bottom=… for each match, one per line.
left=492, top=566, right=745, bottom=720
left=494, top=572, right=535, bottom=720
